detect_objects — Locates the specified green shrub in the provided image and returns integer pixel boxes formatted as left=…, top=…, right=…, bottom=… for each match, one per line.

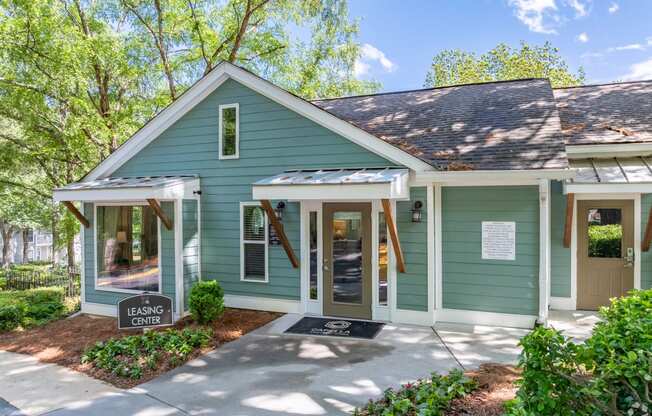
left=588, top=224, right=622, bottom=257
left=506, top=289, right=652, bottom=416
left=0, top=277, right=6, bottom=290
left=188, top=280, right=224, bottom=324
left=353, top=369, right=477, bottom=415
left=0, top=287, right=66, bottom=331
left=81, top=328, right=213, bottom=379
left=0, top=304, right=26, bottom=331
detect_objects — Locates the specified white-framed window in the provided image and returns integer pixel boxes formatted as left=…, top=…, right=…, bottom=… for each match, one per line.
left=240, top=202, right=268, bottom=282
left=94, top=202, right=162, bottom=294
left=219, top=103, right=239, bottom=159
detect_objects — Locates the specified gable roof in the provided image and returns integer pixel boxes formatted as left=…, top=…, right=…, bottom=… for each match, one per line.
left=313, top=79, right=568, bottom=171
left=554, top=80, right=652, bottom=146
left=84, top=62, right=433, bottom=181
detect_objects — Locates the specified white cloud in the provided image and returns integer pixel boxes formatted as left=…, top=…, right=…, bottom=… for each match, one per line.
left=622, top=57, right=652, bottom=81
left=508, top=0, right=559, bottom=34
left=609, top=43, right=645, bottom=52
left=577, top=32, right=589, bottom=43
left=608, top=2, right=619, bottom=13
left=353, top=61, right=370, bottom=77
left=508, top=0, right=591, bottom=34
left=566, top=0, right=589, bottom=17
left=354, top=44, right=396, bottom=77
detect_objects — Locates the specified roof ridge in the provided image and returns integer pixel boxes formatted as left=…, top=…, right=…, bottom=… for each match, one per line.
left=312, top=78, right=549, bottom=102
left=554, top=79, right=652, bottom=90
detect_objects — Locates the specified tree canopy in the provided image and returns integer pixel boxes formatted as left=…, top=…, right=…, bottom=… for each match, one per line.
left=424, top=42, right=585, bottom=88
left=0, top=0, right=377, bottom=264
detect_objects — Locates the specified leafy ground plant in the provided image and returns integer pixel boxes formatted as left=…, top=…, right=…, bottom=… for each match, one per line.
left=353, top=369, right=477, bottom=416
left=82, top=328, right=213, bottom=379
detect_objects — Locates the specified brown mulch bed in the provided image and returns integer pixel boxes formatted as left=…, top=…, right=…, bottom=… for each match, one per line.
left=0, top=308, right=281, bottom=388
left=447, top=364, right=521, bottom=416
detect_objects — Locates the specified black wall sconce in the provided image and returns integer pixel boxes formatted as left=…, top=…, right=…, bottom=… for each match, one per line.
left=411, top=201, right=423, bottom=223
left=275, top=201, right=286, bottom=221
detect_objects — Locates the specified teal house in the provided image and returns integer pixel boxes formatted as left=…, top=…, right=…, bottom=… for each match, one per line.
left=53, top=63, right=652, bottom=328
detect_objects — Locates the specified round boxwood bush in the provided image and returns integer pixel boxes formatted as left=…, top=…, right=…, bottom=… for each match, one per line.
left=188, top=280, right=224, bottom=324
left=0, top=304, right=26, bottom=332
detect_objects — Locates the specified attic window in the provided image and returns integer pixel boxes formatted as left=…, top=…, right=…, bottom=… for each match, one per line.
left=219, top=103, right=239, bottom=159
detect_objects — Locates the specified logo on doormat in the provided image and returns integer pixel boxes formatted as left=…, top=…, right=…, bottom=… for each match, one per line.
left=324, top=320, right=352, bottom=330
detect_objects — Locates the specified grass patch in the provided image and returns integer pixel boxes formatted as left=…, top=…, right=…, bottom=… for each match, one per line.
left=354, top=369, right=477, bottom=415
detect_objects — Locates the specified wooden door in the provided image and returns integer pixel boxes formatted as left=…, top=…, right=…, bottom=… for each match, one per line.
left=577, top=200, right=634, bottom=310
left=322, top=203, right=372, bottom=320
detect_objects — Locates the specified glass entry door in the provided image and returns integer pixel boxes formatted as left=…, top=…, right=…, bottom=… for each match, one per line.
left=577, top=200, right=634, bottom=310
left=323, top=203, right=372, bottom=320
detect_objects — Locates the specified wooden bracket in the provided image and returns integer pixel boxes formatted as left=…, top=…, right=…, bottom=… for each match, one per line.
left=381, top=199, right=406, bottom=273
left=260, top=200, right=299, bottom=268
left=62, top=201, right=90, bottom=228
left=642, top=205, right=652, bottom=252
left=147, top=199, right=173, bottom=230
left=563, top=193, right=574, bottom=248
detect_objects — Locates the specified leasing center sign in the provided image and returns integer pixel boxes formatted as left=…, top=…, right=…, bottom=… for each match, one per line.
left=118, top=294, right=173, bottom=330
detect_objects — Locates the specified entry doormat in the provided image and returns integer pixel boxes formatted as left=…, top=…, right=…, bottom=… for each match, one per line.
left=285, top=317, right=385, bottom=339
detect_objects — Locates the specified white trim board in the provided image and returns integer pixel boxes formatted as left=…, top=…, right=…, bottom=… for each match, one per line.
left=224, top=294, right=301, bottom=314
left=436, top=308, right=537, bottom=329
left=82, top=302, right=117, bottom=317
left=84, top=62, right=433, bottom=181
left=566, top=143, right=652, bottom=159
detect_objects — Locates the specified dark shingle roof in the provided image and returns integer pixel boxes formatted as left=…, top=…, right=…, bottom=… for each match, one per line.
left=554, top=80, right=652, bottom=145
left=313, top=79, right=568, bottom=171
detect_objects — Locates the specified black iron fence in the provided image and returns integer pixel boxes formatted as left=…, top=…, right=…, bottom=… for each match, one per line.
left=1, top=267, right=81, bottom=297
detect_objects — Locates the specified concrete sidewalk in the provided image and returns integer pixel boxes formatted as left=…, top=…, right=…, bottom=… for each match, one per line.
left=3, top=312, right=595, bottom=415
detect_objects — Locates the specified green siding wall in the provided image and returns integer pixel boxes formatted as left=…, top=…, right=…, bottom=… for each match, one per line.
left=442, top=186, right=539, bottom=316
left=641, top=195, right=652, bottom=290
left=550, top=181, right=571, bottom=297
left=182, top=199, right=200, bottom=310
left=112, top=78, right=393, bottom=301
left=396, top=187, right=429, bottom=311
left=83, top=202, right=177, bottom=310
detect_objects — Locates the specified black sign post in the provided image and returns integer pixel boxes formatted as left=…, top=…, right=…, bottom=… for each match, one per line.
left=118, top=293, right=174, bottom=330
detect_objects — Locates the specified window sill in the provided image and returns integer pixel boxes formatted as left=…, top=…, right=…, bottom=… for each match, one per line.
left=94, top=286, right=162, bottom=295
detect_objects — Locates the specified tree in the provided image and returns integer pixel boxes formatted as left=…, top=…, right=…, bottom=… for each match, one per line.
left=424, top=42, right=585, bottom=88
left=0, top=0, right=375, bottom=266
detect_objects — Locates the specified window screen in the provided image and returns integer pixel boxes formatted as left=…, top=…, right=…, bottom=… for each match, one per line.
left=242, top=205, right=267, bottom=281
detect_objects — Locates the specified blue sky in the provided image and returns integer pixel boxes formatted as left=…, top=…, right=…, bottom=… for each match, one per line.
left=347, top=0, right=652, bottom=92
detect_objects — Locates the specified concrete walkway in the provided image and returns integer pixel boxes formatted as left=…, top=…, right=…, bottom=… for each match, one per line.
left=0, top=312, right=598, bottom=415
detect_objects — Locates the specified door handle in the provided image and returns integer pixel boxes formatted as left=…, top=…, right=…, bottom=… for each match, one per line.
left=624, top=247, right=634, bottom=268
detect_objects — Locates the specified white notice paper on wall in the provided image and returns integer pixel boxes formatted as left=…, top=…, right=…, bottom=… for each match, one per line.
left=481, top=221, right=516, bottom=261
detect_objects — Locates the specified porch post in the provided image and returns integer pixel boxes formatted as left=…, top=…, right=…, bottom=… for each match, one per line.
left=538, top=179, right=551, bottom=325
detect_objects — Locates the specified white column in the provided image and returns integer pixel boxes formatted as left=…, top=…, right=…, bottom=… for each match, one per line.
left=174, top=199, right=184, bottom=319
left=434, top=184, right=443, bottom=313
left=538, top=179, right=551, bottom=325
left=427, top=185, right=435, bottom=320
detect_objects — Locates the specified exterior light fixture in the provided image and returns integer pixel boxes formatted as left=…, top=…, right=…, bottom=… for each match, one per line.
left=411, top=201, right=423, bottom=223
left=275, top=201, right=286, bottom=221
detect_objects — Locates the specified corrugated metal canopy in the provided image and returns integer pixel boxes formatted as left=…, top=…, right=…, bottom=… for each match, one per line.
left=254, top=167, right=408, bottom=186
left=53, top=175, right=200, bottom=201
left=252, top=167, right=410, bottom=200
left=569, top=157, right=652, bottom=183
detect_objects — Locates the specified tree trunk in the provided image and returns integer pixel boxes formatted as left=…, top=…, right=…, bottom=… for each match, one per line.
left=67, top=237, right=75, bottom=270
left=22, top=229, right=29, bottom=263
left=1, top=222, right=14, bottom=268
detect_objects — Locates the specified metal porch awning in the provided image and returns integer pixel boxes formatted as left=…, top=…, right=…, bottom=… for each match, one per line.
left=565, top=157, right=652, bottom=193
left=252, top=167, right=409, bottom=200
left=53, top=175, right=200, bottom=202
